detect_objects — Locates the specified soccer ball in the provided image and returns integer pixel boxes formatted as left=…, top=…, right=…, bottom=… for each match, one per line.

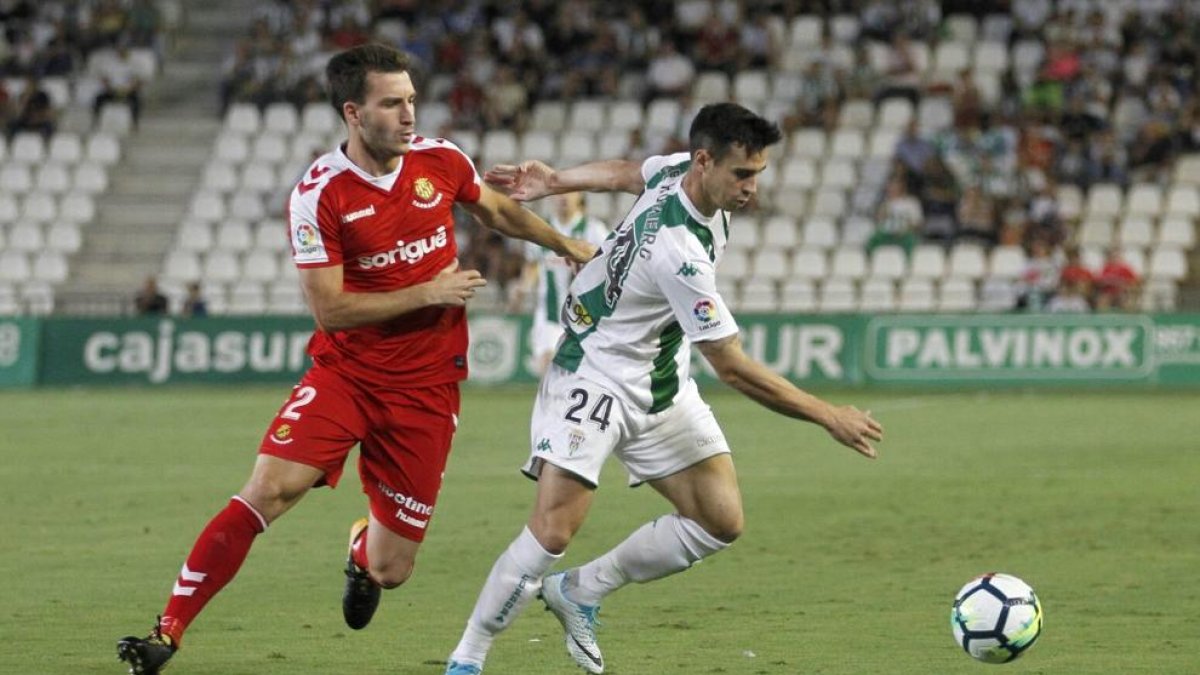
left=950, top=573, right=1043, bottom=664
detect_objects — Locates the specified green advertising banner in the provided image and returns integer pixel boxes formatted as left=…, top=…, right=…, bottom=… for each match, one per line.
left=39, top=317, right=317, bottom=385
left=0, top=317, right=39, bottom=388
left=16, top=313, right=1200, bottom=388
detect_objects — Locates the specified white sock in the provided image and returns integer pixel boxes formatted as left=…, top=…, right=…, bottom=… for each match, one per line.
left=571, top=514, right=729, bottom=606
left=449, top=526, right=561, bottom=666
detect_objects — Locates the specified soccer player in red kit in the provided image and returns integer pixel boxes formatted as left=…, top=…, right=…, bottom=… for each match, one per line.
left=116, top=44, right=596, bottom=675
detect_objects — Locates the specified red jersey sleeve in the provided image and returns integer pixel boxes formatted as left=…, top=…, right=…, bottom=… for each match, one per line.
left=288, top=166, right=342, bottom=267
left=445, top=141, right=482, bottom=203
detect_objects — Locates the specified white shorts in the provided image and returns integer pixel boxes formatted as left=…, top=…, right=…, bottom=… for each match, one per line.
left=523, top=364, right=731, bottom=487
left=530, top=315, right=565, bottom=358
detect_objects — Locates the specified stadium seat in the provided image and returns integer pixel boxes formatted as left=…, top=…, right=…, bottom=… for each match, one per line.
left=240, top=162, right=278, bottom=195
left=1056, top=184, right=1084, bottom=220
left=10, top=132, right=45, bottom=164
left=790, top=246, right=828, bottom=279
left=98, top=102, right=134, bottom=135
left=917, top=97, right=954, bottom=134
left=1157, top=217, right=1196, bottom=248
left=869, top=246, right=907, bottom=280
left=859, top=278, right=896, bottom=311
left=45, top=222, right=81, bottom=253
left=1172, top=154, right=1200, bottom=186
left=829, top=129, right=865, bottom=158
left=268, top=280, right=306, bottom=314
left=202, top=162, right=240, bottom=193
left=519, top=131, right=557, bottom=162
left=214, top=133, right=250, bottom=164
left=446, top=129, right=479, bottom=159
left=47, top=133, right=83, bottom=163
left=568, top=99, right=608, bottom=133
left=979, top=278, right=1018, bottom=312
left=829, top=247, right=867, bottom=279
left=1148, top=246, right=1187, bottom=280
left=692, top=72, right=730, bottom=104
left=1121, top=246, right=1147, bottom=277
left=777, top=157, right=817, bottom=192
left=779, top=279, right=817, bottom=312
left=898, top=278, right=936, bottom=312
left=1079, top=218, right=1114, bottom=247
left=933, top=41, right=972, bottom=77
left=190, top=191, right=226, bottom=222
left=226, top=103, right=261, bottom=135
left=752, top=249, right=790, bottom=280
left=21, top=193, right=57, bottom=224
left=241, top=249, right=281, bottom=282
left=227, top=280, right=267, bottom=315
left=1125, top=183, right=1163, bottom=218
left=0, top=194, right=16, bottom=223
left=32, top=251, right=69, bottom=283
left=809, top=189, right=846, bottom=218
left=253, top=219, right=287, bottom=251
left=277, top=251, right=299, bottom=280
left=228, top=192, right=266, bottom=221
left=837, top=99, right=874, bottom=130
left=801, top=217, right=838, bottom=249
left=607, top=100, right=643, bottom=132
left=819, top=159, right=857, bottom=190
left=176, top=220, right=214, bottom=252
left=1118, top=217, right=1155, bottom=248
left=1142, top=278, right=1178, bottom=311
left=760, top=216, right=799, bottom=249
left=59, top=193, right=96, bottom=223
left=789, top=15, right=822, bottom=47
left=1086, top=183, right=1124, bottom=219
left=720, top=249, right=750, bottom=280
left=215, top=220, right=254, bottom=252
left=948, top=243, right=987, bottom=280
left=738, top=278, right=778, bottom=312
left=7, top=223, right=44, bottom=251
left=251, top=134, right=288, bottom=165
left=876, top=98, right=913, bottom=131
left=558, top=131, right=597, bottom=165
left=645, top=98, right=681, bottom=136
left=937, top=278, right=976, bottom=312
left=973, top=41, right=1009, bottom=74
left=0, top=251, right=31, bottom=282
left=0, top=165, right=33, bottom=193
left=867, top=128, right=900, bottom=158
left=733, top=70, right=770, bottom=107
left=1012, top=40, right=1045, bottom=83
left=1165, top=186, right=1200, bottom=217
left=21, top=281, right=54, bottom=315
left=301, top=102, right=338, bottom=135
left=0, top=283, right=18, bottom=314
left=481, top=130, right=519, bottom=165
left=840, top=216, right=874, bottom=247
left=828, top=14, right=859, bottom=43
left=529, top=101, right=567, bottom=133
left=162, top=249, right=202, bottom=283
left=789, top=129, right=827, bottom=158
left=907, top=244, right=944, bottom=280
left=203, top=250, right=241, bottom=283
left=263, top=102, right=299, bottom=135
left=35, top=163, right=72, bottom=194
left=817, top=278, right=856, bottom=312
left=988, top=245, right=1026, bottom=279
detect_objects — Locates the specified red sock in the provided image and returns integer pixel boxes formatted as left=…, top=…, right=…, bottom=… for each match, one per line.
left=351, top=525, right=369, bottom=570
left=160, top=497, right=267, bottom=645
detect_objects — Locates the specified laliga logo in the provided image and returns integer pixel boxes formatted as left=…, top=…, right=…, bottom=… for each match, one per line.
left=358, top=225, right=449, bottom=269
left=693, top=298, right=717, bottom=323
left=295, top=223, right=317, bottom=247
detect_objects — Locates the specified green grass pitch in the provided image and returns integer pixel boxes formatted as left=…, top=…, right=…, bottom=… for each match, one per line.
left=1, top=385, right=1197, bottom=674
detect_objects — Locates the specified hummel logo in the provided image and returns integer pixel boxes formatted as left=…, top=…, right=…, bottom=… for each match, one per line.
left=537, top=438, right=552, bottom=453
left=298, top=166, right=331, bottom=195
left=342, top=204, right=376, bottom=223
left=676, top=263, right=700, bottom=277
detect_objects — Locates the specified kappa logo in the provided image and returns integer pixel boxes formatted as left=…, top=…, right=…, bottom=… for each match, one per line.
left=676, top=262, right=700, bottom=277
left=297, top=166, right=331, bottom=195
left=536, top=438, right=552, bottom=453
left=411, top=176, right=444, bottom=209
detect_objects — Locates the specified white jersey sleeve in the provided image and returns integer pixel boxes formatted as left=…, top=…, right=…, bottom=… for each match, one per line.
left=640, top=152, right=692, bottom=184
left=656, top=244, right=739, bottom=343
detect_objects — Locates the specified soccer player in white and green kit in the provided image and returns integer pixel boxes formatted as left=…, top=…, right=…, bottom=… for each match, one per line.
left=445, top=103, right=884, bottom=675
left=515, top=192, right=610, bottom=375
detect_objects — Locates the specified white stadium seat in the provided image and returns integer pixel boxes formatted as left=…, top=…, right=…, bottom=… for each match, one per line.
left=948, top=243, right=987, bottom=280
left=45, top=223, right=82, bottom=253
left=818, top=278, right=856, bottom=312
left=530, top=101, right=567, bottom=132
left=760, top=216, right=799, bottom=249
left=226, top=103, right=261, bottom=134
left=779, top=278, right=817, bottom=312
left=1157, top=217, right=1195, bottom=248
left=263, top=102, right=299, bottom=135
left=48, top=133, right=83, bottom=163
left=301, top=102, right=339, bottom=134
left=32, top=251, right=69, bottom=283
left=162, top=250, right=202, bottom=283
left=1148, top=246, right=1187, bottom=281
left=86, top=132, right=121, bottom=164
left=937, top=278, right=976, bottom=312
left=1166, top=186, right=1200, bottom=217
left=10, top=132, right=45, bottom=164
left=1118, top=217, right=1155, bottom=248
left=176, top=220, right=214, bottom=252
left=1125, top=183, right=1163, bottom=218
left=0, top=250, right=32, bottom=282
left=988, top=245, right=1026, bottom=280
left=752, top=249, right=791, bottom=280
left=738, top=278, right=778, bottom=312
left=568, top=100, right=608, bottom=133
left=59, top=192, right=96, bottom=223
left=859, top=278, right=896, bottom=311
left=910, top=244, right=947, bottom=279
left=801, top=217, right=838, bottom=249
left=898, top=278, right=936, bottom=312
left=829, top=247, right=867, bottom=279
left=869, top=246, right=907, bottom=280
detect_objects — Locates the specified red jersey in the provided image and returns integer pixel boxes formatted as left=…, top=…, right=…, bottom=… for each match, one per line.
left=287, top=139, right=482, bottom=388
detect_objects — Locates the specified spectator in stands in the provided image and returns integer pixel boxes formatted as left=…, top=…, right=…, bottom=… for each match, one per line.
left=127, top=0, right=163, bottom=52
left=1094, top=246, right=1140, bottom=311
left=92, top=42, right=143, bottom=129
left=869, top=176, right=923, bottom=256
left=784, top=59, right=839, bottom=132
left=34, top=28, right=75, bottom=77
left=917, top=156, right=959, bottom=243
left=1059, top=245, right=1094, bottom=296
left=1016, top=238, right=1060, bottom=311
left=645, top=39, right=695, bottom=103
left=1045, top=278, right=1091, bottom=313
left=447, top=71, right=484, bottom=130
left=91, top=0, right=130, bottom=49
left=182, top=283, right=208, bottom=318
left=7, top=77, right=56, bottom=139
left=738, top=8, right=778, bottom=70
left=957, top=185, right=997, bottom=245
left=483, top=65, right=528, bottom=130
left=873, top=33, right=922, bottom=106
left=693, top=11, right=739, bottom=77
left=895, top=120, right=936, bottom=181
left=1086, top=129, right=1129, bottom=187
left=135, top=277, right=169, bottom=316
left=951, top=69, right=983, bottom=130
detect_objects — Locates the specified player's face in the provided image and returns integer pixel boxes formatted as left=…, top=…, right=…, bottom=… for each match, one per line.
left=702, top=144, right=768, bottom=212
left=352, top=70, right=417, bottom=158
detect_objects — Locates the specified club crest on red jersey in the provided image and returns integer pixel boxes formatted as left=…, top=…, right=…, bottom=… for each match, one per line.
left=412, top=176, right=443, bottom=209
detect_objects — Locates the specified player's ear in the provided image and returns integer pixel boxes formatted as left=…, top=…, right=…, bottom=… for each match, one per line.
left=342, top=101, right=360, bottom=126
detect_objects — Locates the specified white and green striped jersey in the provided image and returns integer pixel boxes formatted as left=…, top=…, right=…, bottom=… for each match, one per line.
left=526, top=214, right=610, bottom=324
left=553, top=153, right=740, bottom=413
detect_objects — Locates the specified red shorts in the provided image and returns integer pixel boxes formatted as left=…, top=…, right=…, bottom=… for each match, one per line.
left=258, top=366, right=461, bottom=542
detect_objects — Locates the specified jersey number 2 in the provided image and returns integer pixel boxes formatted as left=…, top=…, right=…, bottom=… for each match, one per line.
left=564, top=388, right=614, bottom=431
left=281, top=386, right=317, bottom=420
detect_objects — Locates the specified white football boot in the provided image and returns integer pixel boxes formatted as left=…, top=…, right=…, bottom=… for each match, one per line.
left=541, top=571, right=604, bottom=674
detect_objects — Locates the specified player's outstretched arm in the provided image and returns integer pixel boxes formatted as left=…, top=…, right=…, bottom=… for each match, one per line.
left=485, top=159, right=645, bottom=200
left=696, top=334, right=883, bottom=459
left=462, top=184, right=597, bottom=265
left=299, top=260, right=486, bottom=331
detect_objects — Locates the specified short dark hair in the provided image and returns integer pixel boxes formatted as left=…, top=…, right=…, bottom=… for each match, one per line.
left=326, top=44, right=412, bottom=116
left=688, top=103, right=783, bottom=161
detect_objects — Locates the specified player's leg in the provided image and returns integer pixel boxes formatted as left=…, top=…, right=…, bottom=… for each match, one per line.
left=447, top=367, right=620, bottom=673
left=446, top=464, right=594, bottom=673
left=118, top=370, right=364, bottom=674
left=343, top=382, right=460, bottom=630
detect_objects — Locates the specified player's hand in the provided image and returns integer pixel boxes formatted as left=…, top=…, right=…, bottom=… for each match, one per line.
left=824, top=405, right=883, bottom=459
left=425, top=260, right=487, bottom=306
left=485, top=160, right=555, bottom=201
left=562, top=239, right=598, bottom=268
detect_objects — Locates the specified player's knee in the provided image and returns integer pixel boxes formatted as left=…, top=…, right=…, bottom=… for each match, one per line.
left=240, top=479, right=305, bottom=522
left=369, top=557, right=414, bottom=589
left=528, top=519, right=574, bottom=555
left=702, top=512, right=744, bottom=545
